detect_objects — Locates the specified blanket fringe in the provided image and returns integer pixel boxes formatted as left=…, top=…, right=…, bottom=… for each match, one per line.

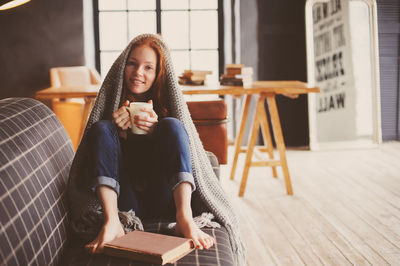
left=118, top=210, right=144, bottom=232
left=167, top=212, right=220, bottom=230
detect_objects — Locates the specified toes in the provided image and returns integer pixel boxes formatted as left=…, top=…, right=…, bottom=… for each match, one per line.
left=193, top=239, right=203, bottom=250
left=204, top=237, right=213, bottom=249
left=204, top=238, right=211, bottom=249
left=198, top=237, right=208, bottom=249
left=209, top=236, right=216, bottom=247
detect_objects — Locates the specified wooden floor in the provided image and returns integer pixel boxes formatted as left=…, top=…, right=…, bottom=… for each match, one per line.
left=220, top=141, right=400, bottom=266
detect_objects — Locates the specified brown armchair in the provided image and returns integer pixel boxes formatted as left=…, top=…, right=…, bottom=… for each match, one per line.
left=187, top=99, right=228, bottom=164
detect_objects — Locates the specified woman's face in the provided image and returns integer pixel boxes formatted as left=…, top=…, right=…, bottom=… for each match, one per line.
left=125, top=45, right=157, bottom=95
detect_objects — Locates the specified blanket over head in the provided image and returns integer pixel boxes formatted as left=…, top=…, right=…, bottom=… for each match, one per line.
left=67, top=33, right=245, bottom=265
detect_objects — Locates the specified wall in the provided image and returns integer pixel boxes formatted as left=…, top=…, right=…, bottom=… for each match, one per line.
left=0, top=0, right=85, bottom=99
left=241, top=0, right=309, bottom=146
left=377, top=0, right=400, bottom=140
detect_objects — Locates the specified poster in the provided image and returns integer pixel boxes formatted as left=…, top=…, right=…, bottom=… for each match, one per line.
left=312, top=0, right=357, bottom=142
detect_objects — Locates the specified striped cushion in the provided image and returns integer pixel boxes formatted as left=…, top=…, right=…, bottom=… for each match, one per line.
left=0, top=98, right=75, bottom=266
left=63, top=221, right=234, bottom=266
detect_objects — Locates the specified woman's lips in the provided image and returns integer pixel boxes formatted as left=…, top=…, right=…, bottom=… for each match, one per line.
left=131, top=79, right=144, bottom=85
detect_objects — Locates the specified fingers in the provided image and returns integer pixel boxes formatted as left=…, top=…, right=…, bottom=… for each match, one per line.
left=133, top=113, right=158, bottom=132
left=85, top=242, right=99, bottom=254
left=112, top=106, right=131, bottom=129
left=123, top=100, right=130, bottom=107
left=140, top=107, right=158, bottom=119
left=112, top=107, right=129, bottom=120
left=94, top=243, right=105, bottom=254
left=121, top=119, right=131, bottom=130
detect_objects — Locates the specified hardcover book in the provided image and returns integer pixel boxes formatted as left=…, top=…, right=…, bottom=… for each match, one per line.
left=104, top=231, right=194, bottom=265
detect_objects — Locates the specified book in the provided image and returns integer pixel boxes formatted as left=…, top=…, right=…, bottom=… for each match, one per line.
left=225, top=63, right=244, bottom=68
left=184, top=70, right=212, bottom=76
left=178, top=69, right=212, bottom=86
left=104, top=231, right=194, bottom=265
left=226, top=66, right=254, bottom=76
left=220, top=78, right=253, bottom=88
left=221, top=73, right=253, bottom=79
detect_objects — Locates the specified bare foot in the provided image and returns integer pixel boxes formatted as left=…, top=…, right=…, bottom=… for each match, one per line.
left=175, top=214, right=215, bottom=250
left=85, top=218, right=125, bottom=254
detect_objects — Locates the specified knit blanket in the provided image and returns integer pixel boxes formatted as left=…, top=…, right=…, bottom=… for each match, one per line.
left=67, top=33, right=245, bottom=265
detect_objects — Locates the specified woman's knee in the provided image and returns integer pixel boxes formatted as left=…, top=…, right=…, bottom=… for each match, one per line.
left=88, top=120, right=118, bottom=141
left=156, top=117, right=187, bottom=138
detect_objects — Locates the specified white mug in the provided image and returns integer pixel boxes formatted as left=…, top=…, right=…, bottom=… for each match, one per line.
left=125, top=102, right=153, bottom=135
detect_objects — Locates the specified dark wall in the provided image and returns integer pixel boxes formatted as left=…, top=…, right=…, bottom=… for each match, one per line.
left=377, top=0, right=400, bottom=140
left=0, top=0, right=84, bottom=99
left=241, top=0, right=309, bottom=146
left=258, top=0, right=309, bottom=147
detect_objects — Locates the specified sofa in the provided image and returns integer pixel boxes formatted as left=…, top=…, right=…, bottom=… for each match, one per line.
left=0, top=98, right=234, bottom=265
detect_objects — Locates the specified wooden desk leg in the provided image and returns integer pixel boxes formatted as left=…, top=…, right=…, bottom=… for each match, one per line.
left=266, top=95, right=293, bottom=195
left=230, top=94, right=252, bottom=180
left=238, top=95, right=263, bottom=197
left=79, top=96, right=95, bottom=141
left=259, top=97, right=278, bottom=178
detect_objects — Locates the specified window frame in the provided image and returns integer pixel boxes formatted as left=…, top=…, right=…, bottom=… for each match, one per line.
left=93, top=0, right=224, bottom=77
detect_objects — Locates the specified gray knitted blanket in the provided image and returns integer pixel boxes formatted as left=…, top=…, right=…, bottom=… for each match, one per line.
left=67, top=33, right=245, bottom=265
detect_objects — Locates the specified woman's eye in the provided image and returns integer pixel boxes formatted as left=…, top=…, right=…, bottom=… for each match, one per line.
left=145, top=65, right=154, bottom=70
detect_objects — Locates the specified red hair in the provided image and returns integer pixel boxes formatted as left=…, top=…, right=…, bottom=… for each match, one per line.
left=125, top=36, right=169, bottom=117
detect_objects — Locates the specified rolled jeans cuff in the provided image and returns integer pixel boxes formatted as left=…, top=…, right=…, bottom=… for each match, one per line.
left=171, top=172, right=196, bottom=192
left=92, top=176, right=120, bottom=196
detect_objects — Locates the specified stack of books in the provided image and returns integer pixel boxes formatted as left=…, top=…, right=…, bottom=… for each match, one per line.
left=178, top=70, right=212, bottom=86
left=220, top=64, right=253, bottom=88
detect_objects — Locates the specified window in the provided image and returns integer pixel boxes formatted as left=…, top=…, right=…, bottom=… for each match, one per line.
left=95, top=0, right=221, bottom=82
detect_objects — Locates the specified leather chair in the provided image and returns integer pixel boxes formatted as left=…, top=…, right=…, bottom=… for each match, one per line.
left=187, top=99, right=228, bottom=164
left=50, top=66, right=101, bottom=150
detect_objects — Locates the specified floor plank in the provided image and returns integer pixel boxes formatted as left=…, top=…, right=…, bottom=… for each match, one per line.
left=220, top=142, right=400, bottom=265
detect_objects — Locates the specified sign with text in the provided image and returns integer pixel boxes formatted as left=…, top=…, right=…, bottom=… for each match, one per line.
left=312, top=0, right=356, bottom=142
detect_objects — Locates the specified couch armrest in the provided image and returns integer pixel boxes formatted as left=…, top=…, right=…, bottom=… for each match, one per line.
left=0, top=98, right=74, bottom=266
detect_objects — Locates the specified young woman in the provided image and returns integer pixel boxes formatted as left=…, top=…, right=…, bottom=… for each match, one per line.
left=68, top=34, right=245, bottom=264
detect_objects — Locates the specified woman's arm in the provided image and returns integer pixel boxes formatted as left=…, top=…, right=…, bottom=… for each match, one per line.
left=85, top=185, right=125, bottom=254
left=173, top=182, right=215, bottom=249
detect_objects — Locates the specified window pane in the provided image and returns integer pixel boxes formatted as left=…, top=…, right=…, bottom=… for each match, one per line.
left=190, top=11, right=218, bottom=49
left=98, top=0, right=126, bottom=10
left=99, top=12, right=128, bottom=50
left=161, top=11, right=189, bottom=49
left=100, top=52, right=122, bottom=77
left=170, top=51, right=190, bottom=77
left=190, top=0, right=218, bottom=9
left=128, top=12, right=157, bottom=39
left=161, top=0, right=188, bottom=10
left=128, top=0, right=156, bottom=10
left=191, top=50, right=219, bottom=81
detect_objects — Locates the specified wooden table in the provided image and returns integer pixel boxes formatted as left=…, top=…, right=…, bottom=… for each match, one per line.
left=35, top=85, right=100, bottom=140
left=182, top=81, right=319, bottom=196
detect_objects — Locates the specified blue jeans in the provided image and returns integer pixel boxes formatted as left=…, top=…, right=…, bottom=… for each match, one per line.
left=87, top=118, right=195, bottom=219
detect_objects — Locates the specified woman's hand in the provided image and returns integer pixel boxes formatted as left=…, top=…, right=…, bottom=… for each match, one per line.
left=112, top=100, right=131, bottom=130
left=133, top=100, right=158, bottom=133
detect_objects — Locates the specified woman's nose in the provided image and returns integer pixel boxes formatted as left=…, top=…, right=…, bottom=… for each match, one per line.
left=135, top=66, right=144, bottom=76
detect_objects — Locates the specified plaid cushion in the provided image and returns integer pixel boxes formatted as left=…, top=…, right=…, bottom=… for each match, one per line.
left=0, top=98, right=75, bottom=266
left=62, top=221, right=234, bottom=266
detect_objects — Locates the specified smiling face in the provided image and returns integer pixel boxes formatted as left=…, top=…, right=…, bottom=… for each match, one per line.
left=124, top=45, right=158, bottom=95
